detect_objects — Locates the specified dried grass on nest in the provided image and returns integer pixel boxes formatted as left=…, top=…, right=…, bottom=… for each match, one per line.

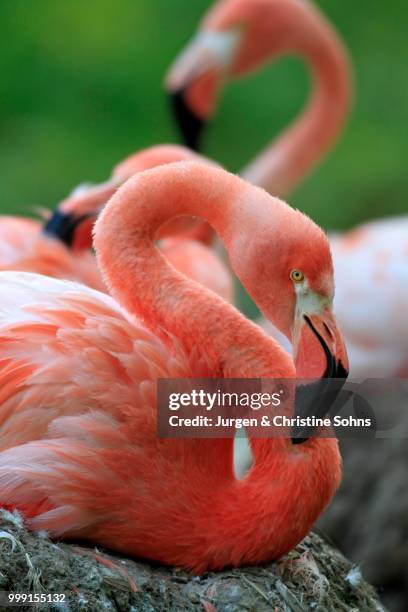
left=0, top=509, right=385, bottom=612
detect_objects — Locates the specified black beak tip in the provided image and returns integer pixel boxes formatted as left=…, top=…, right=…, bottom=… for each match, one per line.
left=336, top=360, right=349, bottom=379
left=169, top=90, right=206, bottom=151
left=43, top=210, right=93, bottom=247
left=43, top=211, right=75, bottom=246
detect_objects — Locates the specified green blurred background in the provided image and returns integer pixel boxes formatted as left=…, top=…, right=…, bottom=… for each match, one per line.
left=0, top=0, right=406, bottom=230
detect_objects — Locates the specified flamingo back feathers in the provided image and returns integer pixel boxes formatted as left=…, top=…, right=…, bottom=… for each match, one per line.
left=0, top=272, right=213, bottom=537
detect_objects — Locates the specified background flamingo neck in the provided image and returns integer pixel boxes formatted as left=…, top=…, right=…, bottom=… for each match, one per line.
left=241, top=9, right=352, bottom=196
left=95, top=164, right=294, bottom=378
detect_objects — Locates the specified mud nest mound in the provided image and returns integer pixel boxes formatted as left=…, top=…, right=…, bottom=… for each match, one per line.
left=0, top=509, right=385, bottom=612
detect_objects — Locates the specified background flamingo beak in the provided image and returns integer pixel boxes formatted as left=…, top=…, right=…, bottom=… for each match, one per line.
left=43, top=180, right=119, bottom=248
left=165, top=30, right=241, bottom=150
left=165, top=33, right=218, bottom=151
left=169, top=89, right=207, bottom=151
left=43, top=210, right=95, bottom=247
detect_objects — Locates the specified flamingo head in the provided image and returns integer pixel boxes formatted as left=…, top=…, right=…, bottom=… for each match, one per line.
left=165, top=0, right=314, bottom=149
left=44, top=145, right=218, bottom=249
left=226, top=186, right=349, bottom=382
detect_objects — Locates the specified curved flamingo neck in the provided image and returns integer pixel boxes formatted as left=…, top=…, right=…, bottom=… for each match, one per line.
left=94, top=162, right=340, bottom=546
left=94, top=162, right=294, bottom=379
left=113, top=145, right=219, bottom=245
left=240, top=4, right=352, bottom=196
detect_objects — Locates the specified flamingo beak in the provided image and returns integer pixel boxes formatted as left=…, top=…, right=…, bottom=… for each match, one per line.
left=43, top=180, right=119, bottom=249
left=169, top=89, right=207, bottom=151
left=165, top=30, right=241, bottom=150
left=43, top=210, right=95, bottom=248
left=294, top=310, right=349, bottom=380
left=291, top=309, right=349, bottom=444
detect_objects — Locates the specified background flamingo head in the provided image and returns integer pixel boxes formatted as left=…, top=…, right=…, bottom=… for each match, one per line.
left=165, top=0, right=325, bottom=149
left=44, top=145, right=217, bottom=250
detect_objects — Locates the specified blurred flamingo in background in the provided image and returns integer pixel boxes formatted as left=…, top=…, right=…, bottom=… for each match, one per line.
left=330, top=218, right=408, bottom=377
left=44, top=144, right=217, bottom=250
left=0, top=216, right=105, bottom=290
left=0, top=162, right=348, bottom=572
left=45, top=144, right=233, bottom=302
left=0, top=146, right=233, bottom=302
left=166, top=0, right=408, bottom=377
left=165, top=0, right=351, bottom=195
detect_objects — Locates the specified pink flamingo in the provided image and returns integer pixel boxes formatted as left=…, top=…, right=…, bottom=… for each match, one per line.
left=0, top=162, right=348, bottom=572
left=1, top=146, right=232, bottom=302
left=165, top=0, right=351, bottom=196
left=165, top=0, right=408, bottom=377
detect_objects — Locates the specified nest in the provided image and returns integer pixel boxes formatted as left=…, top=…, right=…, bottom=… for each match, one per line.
left=0, top=509, right=385, bottom=611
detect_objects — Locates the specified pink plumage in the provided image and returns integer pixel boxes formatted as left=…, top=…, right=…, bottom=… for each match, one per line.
left=0, top=162, right=348, bottom=572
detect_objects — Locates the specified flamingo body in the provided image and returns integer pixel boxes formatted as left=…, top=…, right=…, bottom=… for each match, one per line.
left=0, top=272, right=341, bottom=573
left=0, top=163, right=347, bottom=572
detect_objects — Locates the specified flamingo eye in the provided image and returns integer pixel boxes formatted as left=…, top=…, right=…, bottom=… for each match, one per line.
left=290, top=269, right=304, bottom=283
